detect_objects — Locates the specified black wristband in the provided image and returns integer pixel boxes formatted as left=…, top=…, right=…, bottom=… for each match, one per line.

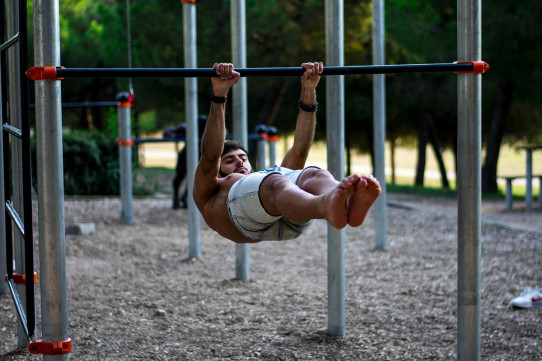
left=211, top=92, right=227, bottom=103
left=298, top=100, right=318, bottom=112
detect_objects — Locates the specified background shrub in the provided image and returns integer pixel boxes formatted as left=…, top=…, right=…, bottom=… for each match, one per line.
left=31, top=131, right=120, bottom=195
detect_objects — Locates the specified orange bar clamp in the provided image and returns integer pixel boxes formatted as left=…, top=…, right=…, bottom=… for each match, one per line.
left=116, top=137, right=134, bottom=147
left=4, top=272, right=37, bottom=284
left=28, top=338, right=72, bottom=355
left=454, top=61, right=490, bottom=74
left=25, top=66, right=64, bottom=80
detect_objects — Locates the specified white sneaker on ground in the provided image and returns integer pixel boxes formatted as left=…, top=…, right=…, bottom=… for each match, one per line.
left=509, top=288, right=542, bottom=308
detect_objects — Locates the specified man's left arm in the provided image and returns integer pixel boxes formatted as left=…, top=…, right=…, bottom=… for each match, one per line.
left=281, top=62, right=323, bottom=170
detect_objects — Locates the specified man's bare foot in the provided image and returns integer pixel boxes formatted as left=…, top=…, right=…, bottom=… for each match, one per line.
left=347, top=175, right=381, bottom=227
left=323, top=175, right=358, bottom=229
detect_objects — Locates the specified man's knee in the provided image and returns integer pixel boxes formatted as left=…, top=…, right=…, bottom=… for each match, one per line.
left=261, top=173, right=292, bottom=193
left=297, top=168, right=332, bottom=188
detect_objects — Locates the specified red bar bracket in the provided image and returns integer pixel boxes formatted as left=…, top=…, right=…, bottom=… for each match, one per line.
left=117, top=101, right=133, bottom=108
left=116, top=137, right=134, bottom=147
left=182, top=0, right=200, bottom=3
left=4, top=272, right=38, bottom=284
left=454, top=61, right=490, bottom=74
left=25, top=66, right=64, bottom=80
left=28, top=338, right=72, bottom=355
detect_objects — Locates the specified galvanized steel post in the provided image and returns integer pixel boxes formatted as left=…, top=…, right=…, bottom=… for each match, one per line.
left=231, top=0, right=250, bottom=280
left=372, top=0, right=387, bottom=250
left=267, top=126, right=278, bottom=167
left=257, top=138, right=266, bottom=171
left=33, top=0, right=70, bottom=359
left=457, top=0, right=482, bottom=359
left=116, top=95, right=133, bottom=223
left=325, top=0, right=345, bottom=337
left=183, top=1, right=201, bottom=259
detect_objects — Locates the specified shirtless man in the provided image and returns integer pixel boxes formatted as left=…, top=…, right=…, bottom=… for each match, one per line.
left=193, top=62, right=381, bottom=243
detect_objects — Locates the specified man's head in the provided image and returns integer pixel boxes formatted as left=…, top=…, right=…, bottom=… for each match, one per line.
left=220, top=140, right=252, bottom=177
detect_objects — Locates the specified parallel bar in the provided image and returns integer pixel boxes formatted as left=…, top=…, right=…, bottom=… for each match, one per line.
left=2, top=123, right=23, bottom=138
left=51, top=63, right=476, bottom=78
left=0, top=33, right=20, bottom=51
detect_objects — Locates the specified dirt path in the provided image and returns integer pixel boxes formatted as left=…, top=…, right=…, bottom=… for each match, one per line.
left=1, top=194, right=541, bottom=360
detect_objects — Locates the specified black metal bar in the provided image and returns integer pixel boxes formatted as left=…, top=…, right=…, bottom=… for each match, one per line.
left=2, top=123, right=23, bottom=138
left=55, top=62, right=475, bottom=78
left=0, top=33, right=19, bottom=52
left=19, top=0, right=36, bottom=337
left=5, top=201, right=25, bottom=236
left=132, top=134, right=263, bottom=144
left=30, top=100, right=119, bottom=109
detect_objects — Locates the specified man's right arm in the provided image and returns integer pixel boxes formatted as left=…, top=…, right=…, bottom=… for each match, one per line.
left=281, top=62, right=323, bottom=170
left=193, top=63, right=240, bottom=207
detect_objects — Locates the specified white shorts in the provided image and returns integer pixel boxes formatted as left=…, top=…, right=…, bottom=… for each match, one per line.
left=227, top=166, right=317, bottom=242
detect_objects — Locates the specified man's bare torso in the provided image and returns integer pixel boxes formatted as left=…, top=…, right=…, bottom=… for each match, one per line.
left=196, top=173, right=257, bottom=244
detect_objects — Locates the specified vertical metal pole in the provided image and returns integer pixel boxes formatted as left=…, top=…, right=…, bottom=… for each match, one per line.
left=183, top=2, right=200, bottom=259
left=117, top=98, right=133, bottom=223
left=33, top=0, right=70, bottom=359
left=325, top=0, right=345, bottom=337
left=538, top=176, right=542, bottom=210
left=525, top=149, right=532, bottom=211
left=457, top=0, right=482, bottom=359
left=0, top=51, right=7, bottom=296
left=231, top=0, right=249, bottom=280
left=267, top=127, right=278, bottom=168
left=372, top=0, right=387, bottom=250
left=256, top=137, right=266, bottom=171
left=505, top=179, right=513, bottom=211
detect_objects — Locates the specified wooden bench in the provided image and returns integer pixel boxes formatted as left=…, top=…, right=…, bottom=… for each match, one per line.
left=498, top=175, right=542, bottom=210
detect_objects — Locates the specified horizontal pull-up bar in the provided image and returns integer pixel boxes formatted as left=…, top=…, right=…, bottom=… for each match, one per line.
left=26, top=61, right=489, bottom=80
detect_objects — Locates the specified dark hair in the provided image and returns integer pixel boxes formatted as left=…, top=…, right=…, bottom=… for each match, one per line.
left=222, top=140, right=248, bottom=157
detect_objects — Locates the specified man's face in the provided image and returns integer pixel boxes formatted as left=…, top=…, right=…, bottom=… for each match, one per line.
left=220, top=149, right=252, bottom=177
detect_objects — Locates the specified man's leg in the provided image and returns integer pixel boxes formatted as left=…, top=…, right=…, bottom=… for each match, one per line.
left=296, top=168, right=381, bottom=227
left=259, top=172, right=358, bottom=229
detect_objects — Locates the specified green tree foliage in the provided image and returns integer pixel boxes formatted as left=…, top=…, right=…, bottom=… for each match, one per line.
left=31, top=131, right=120, bottom=195
left=53, top=0, right=541, bottom=181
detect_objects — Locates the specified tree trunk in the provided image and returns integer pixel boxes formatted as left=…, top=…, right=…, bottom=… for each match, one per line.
left=345, top=132, right=352, bottom=176
left=427, top=115, right=449, bottom=188
left=482, top=78, right=515, bottom=192
left=257, top=78, right=288, bottom=126
left=415, top=116, right=428, bottom=186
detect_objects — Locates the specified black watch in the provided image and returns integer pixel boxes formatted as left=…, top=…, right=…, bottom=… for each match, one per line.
left=211, top=93, right=227, bottom=103
left=298, top=100, right=318, bottom=112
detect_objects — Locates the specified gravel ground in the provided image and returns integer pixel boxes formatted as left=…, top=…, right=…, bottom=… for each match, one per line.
left=1, top=194, right=541, bottom=360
